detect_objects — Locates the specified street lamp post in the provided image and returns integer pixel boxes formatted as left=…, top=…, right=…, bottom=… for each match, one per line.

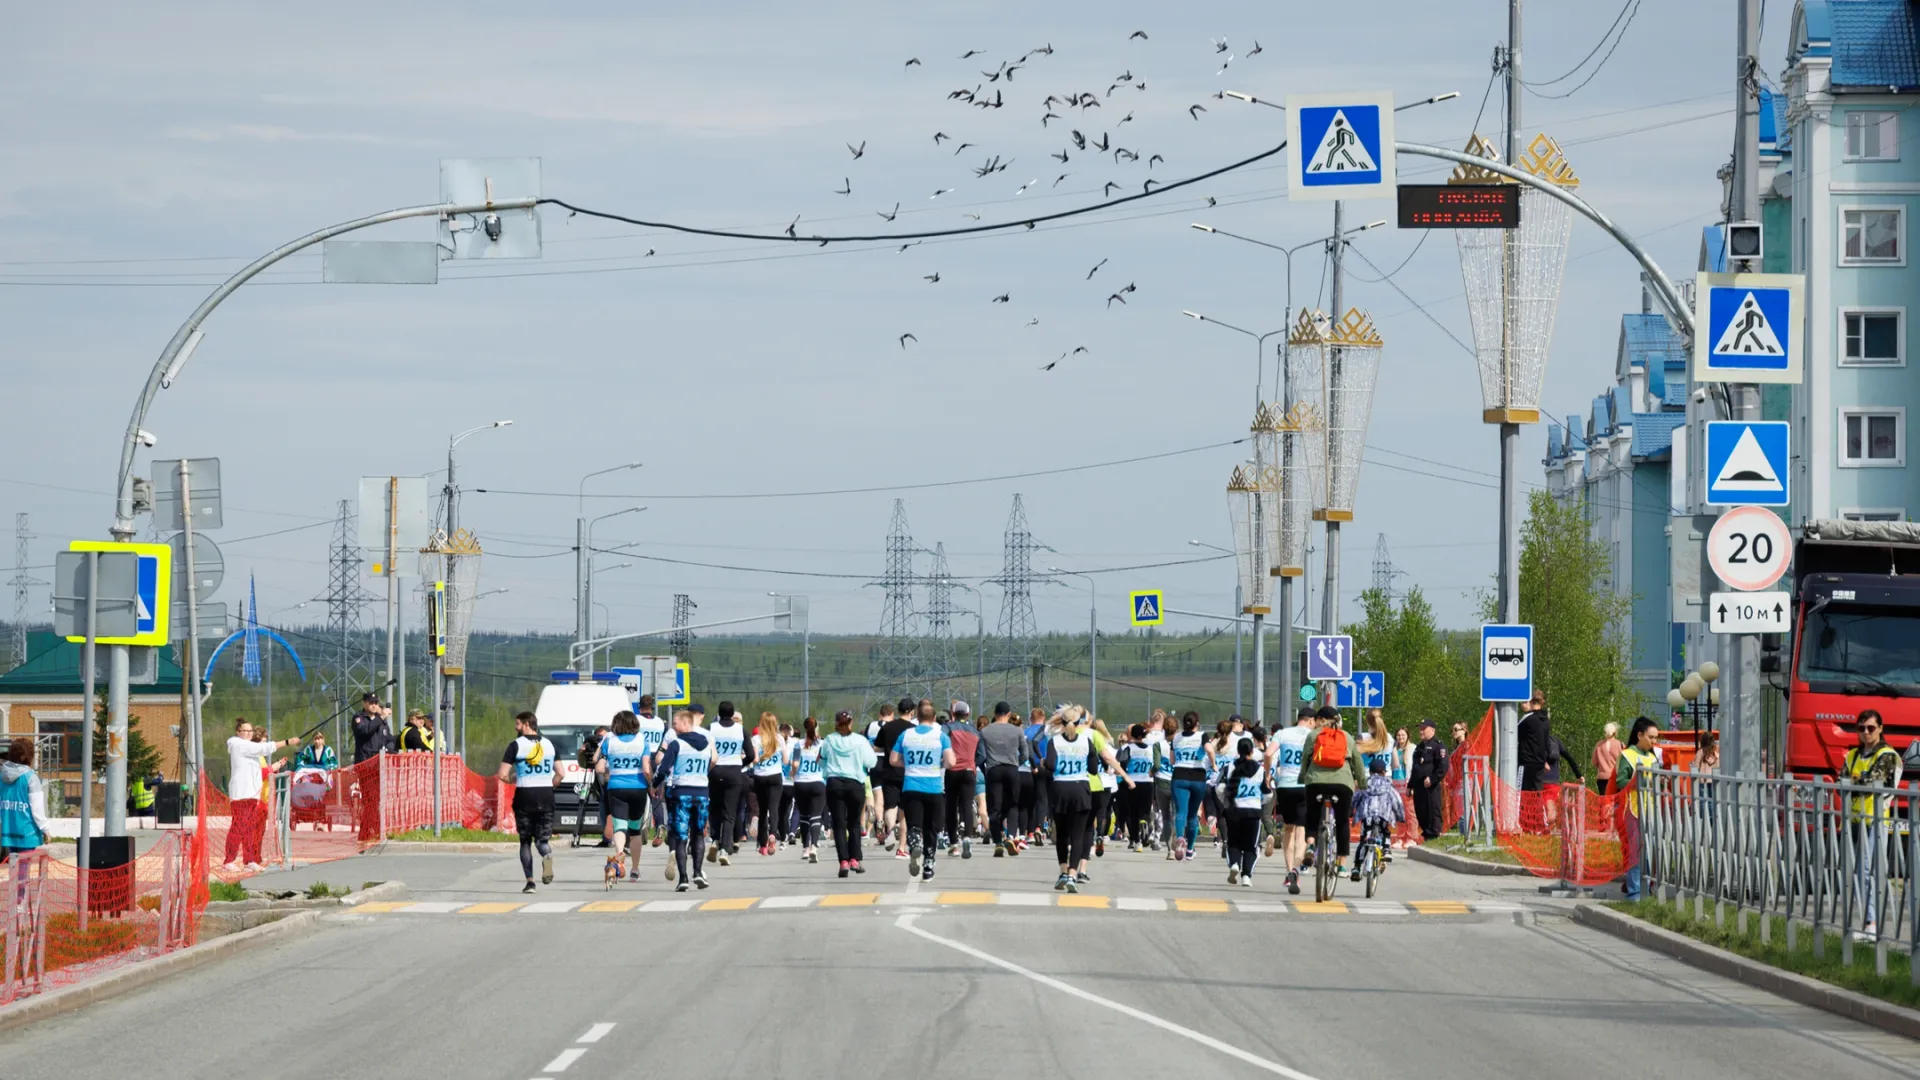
left=1189, top=540, right=1243, bottom=713
left=1048, top=568, right=1097, bottom=720
left=575, top=463, right=643, bottom=669
left=463, top=588, right=508, bottom=758
left=582, top=508, right=647, bottom=673
left=769, top=592, right=814, bottom=718
left=435, top=419, right=511, bottom=833
left=945, top=580, right=987, bottom=716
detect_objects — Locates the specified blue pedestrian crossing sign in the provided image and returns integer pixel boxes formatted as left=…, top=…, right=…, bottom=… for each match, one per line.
left=657, top=662, right=691, bottom=707
left=1129, top=590, right=1164, bottom=627
left=1693, top=272, right=1804, bottom=385
left=1704, top=421, right=1790, bottom=507
left=1305, top=634, right=1354, bottom=681
left=1480, top=624, right=1533, bottom=702
left=1335, top=671, right=1387, bottom=710
left=1285, top=91, right=1396, bottom=201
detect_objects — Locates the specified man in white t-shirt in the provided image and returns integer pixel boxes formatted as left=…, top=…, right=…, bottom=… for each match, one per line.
left=1268, top=707, right=1316, bottom=895
left=223, top=718, right=298, bottom=872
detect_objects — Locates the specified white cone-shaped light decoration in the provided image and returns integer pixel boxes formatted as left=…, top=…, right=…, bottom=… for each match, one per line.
left=1452, top=133, right=1579, bottom=424
left=1321, top=308, right=1384, bottom=519
left=1226, top=463, right=1277, bottom=614
left=1285, top=308, right=1331, bottom=531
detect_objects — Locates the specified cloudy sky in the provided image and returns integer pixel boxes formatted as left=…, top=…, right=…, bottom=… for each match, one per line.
left=2, top=1, right=1772, bottom=643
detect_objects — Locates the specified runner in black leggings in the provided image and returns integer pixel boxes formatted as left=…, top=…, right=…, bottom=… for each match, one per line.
left=1043, top=710, right=1095, bottom=894
left=787, top=718, right=827, bottom=863
left=821, top=711, right=876, bottom=878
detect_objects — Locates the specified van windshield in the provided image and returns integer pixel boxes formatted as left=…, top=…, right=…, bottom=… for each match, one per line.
left=542, top=728, right=586, bottom=762
left=1800, top=604, right=1920, bottom=693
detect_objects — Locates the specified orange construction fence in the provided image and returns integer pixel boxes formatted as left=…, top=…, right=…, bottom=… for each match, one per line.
left=2, top=832, right=197, bottom=1006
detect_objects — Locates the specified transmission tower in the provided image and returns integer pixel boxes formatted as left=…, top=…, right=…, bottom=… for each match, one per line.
left=669, top=594, right=696, bottom=663
left=1370, top=533, right=1406, bottom=601
left=869, top=499, right=926, bottom=707
left=321, top=501, right=377, bottom=714
left=8, top=514, right=44, bottom=672
left=924, top=541, right=960, bottom=704
left=988, top=494, right=1046, bottom=713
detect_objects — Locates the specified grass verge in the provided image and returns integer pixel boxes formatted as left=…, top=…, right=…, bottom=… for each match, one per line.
left=387, top=826, right=515, bottom=843
left=1610, top=897, right=1920, bottom=1010
left=208, top=881, right=248, bottom=903
left=1420, top=833, right=1523, bottom=866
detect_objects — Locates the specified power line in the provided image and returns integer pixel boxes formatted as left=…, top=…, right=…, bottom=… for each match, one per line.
left=476, top=438, right=1247, bottom=502
left=588, top=546, right=1230, bottom=582
left=1523, top=1, right=1645, bottom=101
left=1524, top=0, right=1640, bottom=87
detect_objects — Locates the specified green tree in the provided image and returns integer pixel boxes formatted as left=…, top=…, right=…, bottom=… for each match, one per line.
left=1485, top=490, right=1638, bottom=763
left=92, top=702, right=164, bottom=781
left=1345, top=586, right=1481, bottom=731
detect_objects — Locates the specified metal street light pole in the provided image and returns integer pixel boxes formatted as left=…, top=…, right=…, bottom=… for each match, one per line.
left=464, top=588, right=508, bottom=758
left=582, top=507, right=647, bottom=673
left=575, top=463, right=643, bottom=669
left=769, top=591, right=814, bottom=718
left=436, top=419, right=510, bottom=833
left=1189, top=540, right=1243, bottom=713
left=945, top=580, right=986, bottom=715
left=1179, top=312, right=1285, bottom=411
left=1048, top=568, right=1097, bottom=720
left=589, top=562, right=633, bottom=666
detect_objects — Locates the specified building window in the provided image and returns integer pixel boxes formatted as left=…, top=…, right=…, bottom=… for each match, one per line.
left=1846, top=111, right=1900, bottom=161
left=1840, top=408, right=1905, bottom=467
left=33, top=718, right=84, bottom=770
left=1841, top=508, right=1907, bottom=522
left=1842, top=208, right=1903, bottom=264
left=1840, top=308, right=1905, bottom=365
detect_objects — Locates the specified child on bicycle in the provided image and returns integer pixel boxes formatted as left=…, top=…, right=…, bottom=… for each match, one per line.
left=1350, top=758, right=1405, bottom=882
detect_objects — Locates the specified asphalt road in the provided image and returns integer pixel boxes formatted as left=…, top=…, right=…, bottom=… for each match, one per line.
left=8, top=839, right=1920, bottom=1078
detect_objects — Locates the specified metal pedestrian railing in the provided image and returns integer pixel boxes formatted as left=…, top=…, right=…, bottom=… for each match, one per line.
left=1455, top=754, right=1496, bottom=849
left=1637, top=767, right=1920, bottom=982
left=2, top=851, right=48, bottom=1005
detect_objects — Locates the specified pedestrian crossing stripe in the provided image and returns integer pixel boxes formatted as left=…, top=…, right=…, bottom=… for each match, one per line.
left=1709, top=292, right=1784, bottom=357
left=348, top=894, right=1527, bottom=917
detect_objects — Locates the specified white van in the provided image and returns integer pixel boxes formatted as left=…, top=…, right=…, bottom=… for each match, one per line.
left=532, top=680, right=635, bottom=833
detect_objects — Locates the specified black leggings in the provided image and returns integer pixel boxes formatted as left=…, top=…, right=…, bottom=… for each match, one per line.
left=1090, top=788, right=1113, bottom=841
left=709, top=766, right=746, bottom=854
left=1303, top=783, right=1355, bottom=858
left=1226, top=807, right=1262, bottom=875
left=792, top=782, right=825, bottom=848
left=1051, top=782, right=1092, bottom=868
left=944, top=770, right=977, bottom=842
left=899, top=790, right=944, bottom=864
left=1025, top=770, right=1050, bottom=835
left=985, top=765, right=1022, bottom=843
left=826, top=778, right=866, bottom=864
left=752, top=773, right=785, bottom=848
left=1121, top=784, right=1153, bottom=845
left=778, top=785, right=797, bottom=840
left=1154, top=779, right=1173, bottom=844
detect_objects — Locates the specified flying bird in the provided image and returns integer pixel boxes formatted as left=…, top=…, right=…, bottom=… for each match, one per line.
left=1142, top=178, right=1161, bottom=193
left=1026, top=317, right=1039, bottom=326
left=1070, top=130, right=1087, bottom=150
left=1086, top=258, right=1108, bottom=279
left=1114, top=148, right=1137, bottom=163
left=1044, top=94, right=1063, bottom=109
left=948, top=88, right=975, bottom=101
left=784, top=215, right=800, bottom=238
left=1216, top=55, right=1233, bottom=76
left=1074, top=345, right=1089, bottom=353
left=1213, top=37, right=1230, bottom=54
left=1053, top=173, right=1070, bottom=187
left=905, top=57, right=922, bottom=67
left=930, top=188, right=953, bottom=199
left=1107, top=291, right=1128, bottom=308
left=924, top=272, right=941, bottom=283
left=960, top=49, right=984, bottom=58
left=983, top=61, right=1006, bottom=81
left=834, top=177, right=851, bottom=195
left=932, top=131, right=949, bottom=144
left=1051, top=149, right=1069, bottom=163
left=877, top=202, right=899, bottom=221
left=899, top=333, right=917, bottom=348
left=1092, top=132, right=1110, bottom=152
left=1148, top=153, right=1164, bottom=168
left=1079, top=96, right=1101, bottom=110
left=1102, top=180, right=1120, bottom=197
left=1014, top=178, right=1036, bottom=194
left=972, top=155, right=1002, bottom=178
left=1134, top=81, right=1148, bottom=92
left=847, top=141, right=865, bottom=159
left=1044, top=355, right=1062, bottom=371
left=953, top=142, right=975, bottom=155
left=1028, top=43, right=1053, bottom=57
left=963, top=212, right=982, bottom=220
left=1004, top=62, right=1023, bottom=81
left=1118, top=111, right=1134, bottom=125
left=1129, top=30, right=1148, bottom=40
left=1041, top=112, right=1060, bottom=127
left=644, top=248, right=655, bottom=257
left=1115, top=70, right=1133, bottom=83
left=1189, top=104, right=1207, bottom=120
left=991, top=293, right=1010, bottom=303
left=1247, top=40, right=1264, bottom=57
left=899, top=241, right=921, bottom=251
left=1206, top=196, right=1217, bottom=207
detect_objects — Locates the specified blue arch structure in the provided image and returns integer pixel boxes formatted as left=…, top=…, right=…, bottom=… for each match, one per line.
left=204, top=629, right=307, bottom=684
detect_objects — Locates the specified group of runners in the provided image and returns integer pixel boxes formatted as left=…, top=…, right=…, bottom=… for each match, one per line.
left=499, top=693, right=1404, bottom=896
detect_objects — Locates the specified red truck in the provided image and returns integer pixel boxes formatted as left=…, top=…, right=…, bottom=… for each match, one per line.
left=1781, top=518, right=1920, bottom=778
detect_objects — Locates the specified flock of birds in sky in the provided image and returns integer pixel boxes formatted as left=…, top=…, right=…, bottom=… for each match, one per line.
left=846, top=31, right=1268, bottom=369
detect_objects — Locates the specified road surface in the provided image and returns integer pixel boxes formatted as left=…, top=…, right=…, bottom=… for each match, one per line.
left=6, top=840, right=1917, bottom=1079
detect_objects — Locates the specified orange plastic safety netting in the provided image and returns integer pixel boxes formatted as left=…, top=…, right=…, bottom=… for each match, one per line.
left=1, top=833, right=198, bottom=1005
left=1441, top=706, right=1495, bottom=831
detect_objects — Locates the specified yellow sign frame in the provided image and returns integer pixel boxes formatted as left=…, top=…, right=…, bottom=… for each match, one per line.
left=1129, top=590, right=1165, bottom=627
left=65, top=540, right=172, bottom=646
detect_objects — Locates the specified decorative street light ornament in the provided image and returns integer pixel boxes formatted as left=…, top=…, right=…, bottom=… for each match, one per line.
left=1451, top=133, right=1579, bottom=424
left=1319, top=308, right=1384, bottom=520
left=419, top=527, right=484, bottom=673
left=1284, top=307, right=1332, bottom=525
left=1225, top=464, right=1276, bottom=613
left=1254, top=401, right=1310, bottom=578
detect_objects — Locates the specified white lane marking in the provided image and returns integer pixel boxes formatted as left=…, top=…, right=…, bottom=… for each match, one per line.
left=399, top=901, right=467, bottom=913
left=876, top=892, right=920, bottom=906
left=895, top=913, right=1322, bottom=1080
left=540, top=1048, right=587, bottom=1072
left=523, top=902, right=582, bottom=914
left=759, top=895, right=821, bottom=909
left=1116, top=897, right=1167, bottom=911
left=995, top=891, right=1054, bottom=907
left=577, top=1023, right=616, bottom=1043
left=643, top=899, right=698, bottom=912
left=1234, top=903, right=1291, bottom=914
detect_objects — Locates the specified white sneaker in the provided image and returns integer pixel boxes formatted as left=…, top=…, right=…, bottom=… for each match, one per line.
left=221, top=861, right=243, bottom=873
left=243, top=862, right=264, bottom=873
left=1227, top=867, right=1240, bottom=885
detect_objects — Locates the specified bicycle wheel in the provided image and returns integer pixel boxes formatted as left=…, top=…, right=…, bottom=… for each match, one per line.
left=1314, top=811, right=1336, bottom=902
left=1363, top=843, right=1381, bottom=898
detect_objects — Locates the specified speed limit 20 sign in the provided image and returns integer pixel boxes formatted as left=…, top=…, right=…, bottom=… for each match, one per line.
left=1707, top=506, right=1792, bottom=592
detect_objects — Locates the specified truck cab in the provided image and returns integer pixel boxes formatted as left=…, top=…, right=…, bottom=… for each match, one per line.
left=1784, top=519, right=1920, bottom=777
left=532, top=674, right=634, bottom=831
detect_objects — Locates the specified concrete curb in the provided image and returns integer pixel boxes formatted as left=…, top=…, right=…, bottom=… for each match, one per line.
left=341, top=880, right=408, bottom=906
left=0, top=911, right=323, bottom=1036
left=1573, top=903, right=1920, bottom=1041
left=1407, top=843, right=1532, bottom=877
left=371, top=840, right=516, bottom=854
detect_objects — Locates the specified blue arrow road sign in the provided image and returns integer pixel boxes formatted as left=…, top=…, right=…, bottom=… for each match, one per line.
left=1480, top=624, right=1534, bottom=702
left=1693, top=272, right=1804, bottom=384
left=1704, top=421, right=1790, bottom=507
left=1305, top=634, right=1354, bottom=682
left=1335, top=671, right=1387, bottom=709
left=1285, top=91, right=1395, bottom=202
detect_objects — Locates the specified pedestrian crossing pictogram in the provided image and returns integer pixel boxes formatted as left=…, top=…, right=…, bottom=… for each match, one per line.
left=1693, top=272, right=1803, bottom=384
left=1129, top=590, right=1164, bottom=627
left=1285, top=91, right=1396, bottom=201
left=1710, top=292, right=1785, bottom=358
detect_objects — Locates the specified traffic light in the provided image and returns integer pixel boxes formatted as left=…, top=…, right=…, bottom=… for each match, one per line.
left=1724, top=221, right=1763, bottom=264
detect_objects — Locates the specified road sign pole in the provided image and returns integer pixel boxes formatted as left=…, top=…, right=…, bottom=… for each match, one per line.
left=105, top=644, right=129, bottom=838
left=1251, top=612, right=1265, bottom=728
left=79, top=551, right=98, bottom=886
left=1233, top=583, right=1244, bottom=715
left=1725, top=0, right=1765, bottom=780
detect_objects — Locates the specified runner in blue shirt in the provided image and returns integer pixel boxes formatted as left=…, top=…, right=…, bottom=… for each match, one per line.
left=889, top=701, right=956, bottom=881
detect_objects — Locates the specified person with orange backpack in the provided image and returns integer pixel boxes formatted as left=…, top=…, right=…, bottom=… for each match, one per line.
left=1298, top=705, right=1366, bottom=880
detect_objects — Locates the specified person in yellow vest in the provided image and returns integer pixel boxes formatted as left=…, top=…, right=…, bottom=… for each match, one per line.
left=128, top=772, right=156, bottom=827
left=1613, top=716, right=1663, bottom=901
left=1844, top=709, right=1902, bottom=940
